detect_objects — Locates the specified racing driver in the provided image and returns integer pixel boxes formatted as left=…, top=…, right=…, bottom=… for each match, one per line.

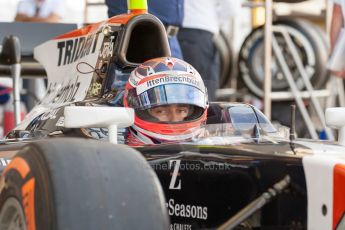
left=123, top=57, right=209, bottom=146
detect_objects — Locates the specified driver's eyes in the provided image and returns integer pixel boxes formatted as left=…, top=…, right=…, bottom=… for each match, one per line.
left=155, top=109, right=167, bottom=114
left=178, top=108, right=188, bottom=113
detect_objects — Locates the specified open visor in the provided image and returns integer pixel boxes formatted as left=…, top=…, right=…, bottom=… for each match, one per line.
left=136, top=84, right=207, bottom=110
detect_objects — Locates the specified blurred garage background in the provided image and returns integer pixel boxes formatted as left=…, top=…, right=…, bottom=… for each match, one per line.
left=0, top=0, right=338, bottom=139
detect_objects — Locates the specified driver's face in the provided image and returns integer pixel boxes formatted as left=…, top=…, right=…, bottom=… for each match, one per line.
left=148, top=104, right=190, bottom=122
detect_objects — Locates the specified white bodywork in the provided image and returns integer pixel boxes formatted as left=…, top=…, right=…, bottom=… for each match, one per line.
left=64, top=106, right=134, bottom=144
left=326, top=107, right=345, bottom=146
left=15, top=23, right=109, bottom=130
left=298, top=141, right=345, bottom=230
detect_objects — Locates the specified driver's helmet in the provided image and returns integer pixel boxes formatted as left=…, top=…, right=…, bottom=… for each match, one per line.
left=123, top=57, right=208, bottom=145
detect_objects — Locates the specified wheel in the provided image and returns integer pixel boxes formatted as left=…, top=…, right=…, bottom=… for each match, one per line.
left=214, top=30, right=234, bottom=88
left=0, top=138, right=169, bottom=230
left=238, top=19, right=329, bottom=97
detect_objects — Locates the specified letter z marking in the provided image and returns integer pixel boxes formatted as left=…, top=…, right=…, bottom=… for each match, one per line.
left=169, top=160, right=182, bottom=190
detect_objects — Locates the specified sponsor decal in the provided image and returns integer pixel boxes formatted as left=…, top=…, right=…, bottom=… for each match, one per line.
left=43, top=76, right=81, bottom=105
left=167, top=199, right=208, bottom=220
left=136, top=75, right=204, bottom=95
left=146, top=75, right=200, bottom=88
left=40, top=108, right=59, bottom=121
left=88, top=82, right=102, bottom=97
left=169, top=160, right=182, bottom=190
left=99, top=36, right=114, bottom=59
left=169, top=223, right=192, bottom=230
left=57, top=33, right=100, bottom=66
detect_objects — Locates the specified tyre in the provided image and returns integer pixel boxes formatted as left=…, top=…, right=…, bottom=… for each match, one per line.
left=238, top=19, right=329, bottom=97
left=214, top=30, right=234, bottom=88
left=0, top=138, right=169, bottom=230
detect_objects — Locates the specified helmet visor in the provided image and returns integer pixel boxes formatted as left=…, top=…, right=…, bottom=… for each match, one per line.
left=137, top=84, right=207, bottom=110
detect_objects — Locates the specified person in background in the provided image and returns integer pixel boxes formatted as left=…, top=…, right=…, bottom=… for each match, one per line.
left=105, top=0, right=184, bottom=59
left=15, top=0, right=65, bottom=23
left=329, top=0, right=345, bottom=77
left=178, top=0, right=240, bottom=101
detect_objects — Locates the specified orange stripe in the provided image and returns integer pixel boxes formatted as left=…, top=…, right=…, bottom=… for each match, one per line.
left=22, top=178, right=36, bottom=230
left=55, top=22, right=102, bottom=39
left=55, top=13, right=139, bottom=39
left=129, top=9, right=147, bottom=14
left=333, top=164, right=345, bottom=229
left=139, top=74, right=167, bottom=84
left=3, top=157, right=30, bottom=179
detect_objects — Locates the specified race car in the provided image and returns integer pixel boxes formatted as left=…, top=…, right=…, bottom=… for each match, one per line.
left=0, top=1, right=344, bottom=229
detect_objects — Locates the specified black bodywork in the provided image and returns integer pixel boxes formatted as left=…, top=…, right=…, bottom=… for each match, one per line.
left=138, top=136, right=308, bottom=229
left=0, top=102, right=311, bottom=229
left=137, top=103, right=308, bottom=229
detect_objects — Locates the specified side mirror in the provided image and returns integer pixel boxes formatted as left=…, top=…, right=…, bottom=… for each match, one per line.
left=64, top=106, right=134, bottom=144
left=326, top=108, right=345, bottom=146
